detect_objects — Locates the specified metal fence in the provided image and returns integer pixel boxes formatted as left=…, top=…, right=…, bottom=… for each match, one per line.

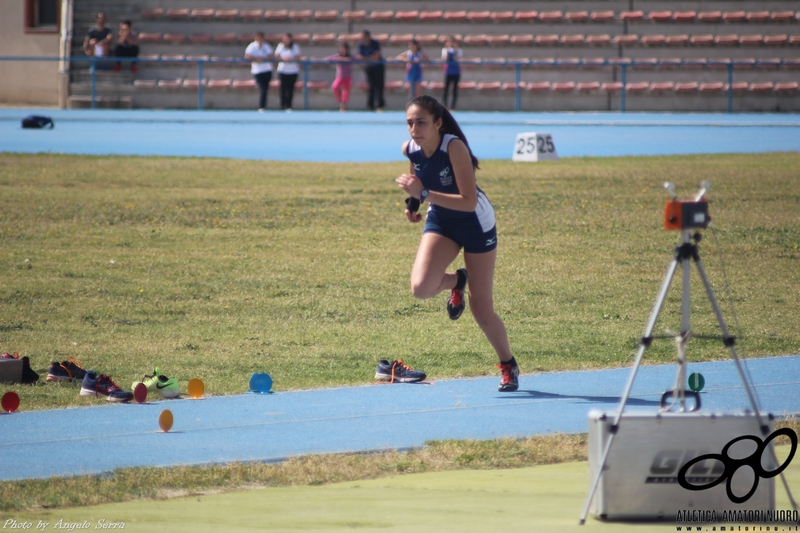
left=1, top=55, right=793, bottom=112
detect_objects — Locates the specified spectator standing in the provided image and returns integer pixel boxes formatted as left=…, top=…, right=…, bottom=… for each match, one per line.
left=396, top=39, right=429, bottom=100
left=113, top=20, right=139, bottom=73
left=83, top=12, right=113, bottom=62
left=244, top=32, right=274, bottom=112
left=328, top=43, right=352, bottom=112
left=357, top=30, right=385, bottom=111
left=274, top=32, right=301, bottom=111
left=441, top=36, right=462, bottom=110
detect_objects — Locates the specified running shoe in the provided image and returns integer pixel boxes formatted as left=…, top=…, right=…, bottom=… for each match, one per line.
left=80, top=370, right=133, bottom=402
left=132, top=368, right=180, bottom=398
left=375, top=359, right=426, bottom=383
left=46, top=358, right=87, bottom=382
left=447, top=268, right=468, bottom=320
left=497, top=361, right=520, bottom=392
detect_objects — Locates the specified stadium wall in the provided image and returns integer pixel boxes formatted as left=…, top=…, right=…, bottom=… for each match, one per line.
left=0, top=0, right=61, bottom=106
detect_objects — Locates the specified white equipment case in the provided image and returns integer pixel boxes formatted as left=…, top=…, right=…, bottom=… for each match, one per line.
left=588, top=409, right=776, bottom=520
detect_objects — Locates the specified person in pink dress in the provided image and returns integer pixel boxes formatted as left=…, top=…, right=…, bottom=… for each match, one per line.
left=329, top=43, right=352, bottom=112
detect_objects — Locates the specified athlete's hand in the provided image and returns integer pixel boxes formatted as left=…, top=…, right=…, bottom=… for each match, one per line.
left=404, top=209, right=422, bottom=223
left=396, top=173, right=423, bottom=198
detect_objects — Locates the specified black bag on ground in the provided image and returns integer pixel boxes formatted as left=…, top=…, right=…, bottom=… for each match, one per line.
left=21, top=116, right=54, bottom=129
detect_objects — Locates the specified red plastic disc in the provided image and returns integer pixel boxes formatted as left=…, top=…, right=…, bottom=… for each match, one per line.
left=2, top=391, right=20, bottom=413
left=133, top=383, right=148, bottom=404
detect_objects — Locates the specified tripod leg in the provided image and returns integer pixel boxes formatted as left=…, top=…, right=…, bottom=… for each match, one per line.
left=580, top=257, right=680, bottom=525
left=675, top=247, right=692, bottom=410
left=694, top=258, right=764, bottom=421
left=694, top=257, right=799, bottom=512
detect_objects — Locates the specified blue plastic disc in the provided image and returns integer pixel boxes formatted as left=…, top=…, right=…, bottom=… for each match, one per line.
left=249, top=373, right=273, bottom=394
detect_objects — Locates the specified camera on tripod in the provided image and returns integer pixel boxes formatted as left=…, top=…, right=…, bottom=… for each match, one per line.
left=663, top=181, right=710, bottom=231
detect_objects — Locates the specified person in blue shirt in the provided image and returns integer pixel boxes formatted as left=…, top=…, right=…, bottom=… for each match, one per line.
left=396, top=40, right=429, bottom=100
left=357, top=30, right=385, bottom=111
left=395, top=95, right=520, bottom=392
left=441, top=36, right=462, bottom=110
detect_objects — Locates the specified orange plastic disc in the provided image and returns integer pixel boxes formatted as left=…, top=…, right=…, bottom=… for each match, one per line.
left=187, top=378, right=204, bottom=399
left=158, top=409, right=174, bottom=432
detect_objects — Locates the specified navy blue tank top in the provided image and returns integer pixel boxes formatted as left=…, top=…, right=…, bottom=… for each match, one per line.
left=406, top=134, right=460, bottom=196
left=405, top=134, right=492, bottom=225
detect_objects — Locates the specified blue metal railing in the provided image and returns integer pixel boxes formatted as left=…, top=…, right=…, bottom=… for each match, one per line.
left=0, top=55, right=792, bottom=113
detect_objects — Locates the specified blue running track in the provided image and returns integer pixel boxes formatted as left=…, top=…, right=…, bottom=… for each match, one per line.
left=1, top=355, right=798, bottom=480
left=2, top=109, right=799, bottom=162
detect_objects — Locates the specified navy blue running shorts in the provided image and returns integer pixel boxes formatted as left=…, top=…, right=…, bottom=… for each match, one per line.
left=423, top=206, right=498, bottom=254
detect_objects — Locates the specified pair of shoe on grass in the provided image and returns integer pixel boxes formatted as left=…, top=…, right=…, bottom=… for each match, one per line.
left=80, top=368, right=180, bottom=403
left=46, top=359, right=179, bottom=403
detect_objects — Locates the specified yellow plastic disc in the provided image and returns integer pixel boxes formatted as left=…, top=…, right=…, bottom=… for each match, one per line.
left=187, top=378, right=205, bottom=399
left=158, top=409, right=174, bottom=432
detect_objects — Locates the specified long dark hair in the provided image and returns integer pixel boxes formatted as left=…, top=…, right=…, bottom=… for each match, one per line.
left=407, top=95, right=479, bottom=169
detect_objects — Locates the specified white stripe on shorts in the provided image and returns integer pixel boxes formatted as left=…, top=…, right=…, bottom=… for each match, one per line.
left=475, top=191, right=496, bottom=233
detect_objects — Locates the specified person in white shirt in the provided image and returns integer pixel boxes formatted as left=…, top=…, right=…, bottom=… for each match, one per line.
left=274, top=33, right=302, bottom=110
left=244, top=32, right=274, bottom=111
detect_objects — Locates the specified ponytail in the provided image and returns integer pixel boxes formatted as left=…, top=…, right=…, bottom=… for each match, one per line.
left=407, top=95, right=479, bottom=169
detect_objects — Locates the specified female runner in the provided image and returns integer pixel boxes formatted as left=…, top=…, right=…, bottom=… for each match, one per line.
left=395, top=95, right=519, bottom=392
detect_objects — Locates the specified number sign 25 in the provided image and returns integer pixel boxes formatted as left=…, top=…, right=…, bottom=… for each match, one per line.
left=512, top=132, right=559, bottom=162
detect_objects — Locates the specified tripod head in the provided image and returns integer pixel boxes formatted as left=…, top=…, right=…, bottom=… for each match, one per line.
left=663, top=181, right=711, bottom=231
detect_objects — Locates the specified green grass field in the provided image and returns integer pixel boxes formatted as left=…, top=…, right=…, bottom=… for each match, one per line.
left=1, top=152, right=798, bottom=411
left=4, top=444, right=797, bottom=532
left=0, top=152, right=798, bottom=519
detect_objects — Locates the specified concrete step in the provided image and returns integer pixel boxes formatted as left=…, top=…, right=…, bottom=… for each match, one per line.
left=71, top=69, right=135, bottom=83
left=69, top=81, right=135, bottom=93
left=67, top=95, right=133, bottom=109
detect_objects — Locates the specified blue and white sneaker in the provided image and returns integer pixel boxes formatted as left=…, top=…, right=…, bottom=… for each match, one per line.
left=375, top=359, right=426, bottom=383
left=80, top=370, right=133, bottom=402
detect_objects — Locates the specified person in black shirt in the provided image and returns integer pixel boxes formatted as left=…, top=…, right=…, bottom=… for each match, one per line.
left=83, top=12, right=113, bottom=59
left=357, top=30, right=385, bottom=111
left=113, top=20, right=139, bottom=73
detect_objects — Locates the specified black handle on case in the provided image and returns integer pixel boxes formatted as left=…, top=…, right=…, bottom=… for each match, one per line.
left=660, top=390, right=702, bottom=412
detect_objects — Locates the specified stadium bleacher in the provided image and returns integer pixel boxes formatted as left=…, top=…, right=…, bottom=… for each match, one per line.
left=67, top=2, right=800, bottom=111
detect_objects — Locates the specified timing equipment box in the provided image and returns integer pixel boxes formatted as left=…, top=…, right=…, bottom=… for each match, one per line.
left=664, top=199, right=709, bottom=230
left=588, top=409, right=776, bottom=521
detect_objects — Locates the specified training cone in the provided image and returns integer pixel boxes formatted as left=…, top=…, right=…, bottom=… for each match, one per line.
left=1, top=391, right=20, bottom=413
left=158, top=409, right=173, bottom=432
left=249, top=372, right=273, bottom=394
left=133, top=383, right=148, bottom=404
left=187, top=378, right=204, bottom=399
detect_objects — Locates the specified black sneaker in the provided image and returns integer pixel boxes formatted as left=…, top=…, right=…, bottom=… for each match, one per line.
left=62, top=358, right=87, bottom=381
left=46, top=358, right=87, bottom=382
left=497, top=361, right=519, bottom=392
left=375, top=359, right=426, bottom=383
left=447, top=268, right=468, bottom=320
left=21, top=356, right=39, bottom=385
